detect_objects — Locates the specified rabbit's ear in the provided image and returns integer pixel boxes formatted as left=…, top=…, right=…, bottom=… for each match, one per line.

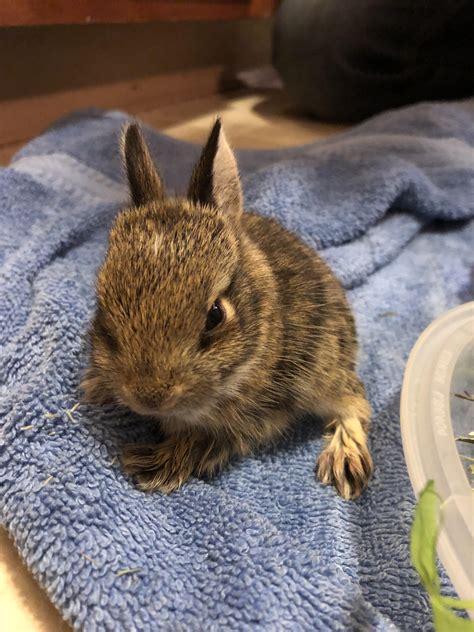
left=188, top=118, right=243, bottom=220
left=122, top=124, right=164, bottom=207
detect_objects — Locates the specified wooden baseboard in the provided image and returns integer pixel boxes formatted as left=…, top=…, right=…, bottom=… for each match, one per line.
left=0, top=65, right=225, bottom=147
left=0, top=0, right=277, bottom=26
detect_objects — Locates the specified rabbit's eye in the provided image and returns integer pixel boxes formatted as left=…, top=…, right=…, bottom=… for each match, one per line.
left=205, top=299, right=225, bottom=331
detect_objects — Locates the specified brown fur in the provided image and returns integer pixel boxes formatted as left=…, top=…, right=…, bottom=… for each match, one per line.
left=81, top=119, right=373, bottom=500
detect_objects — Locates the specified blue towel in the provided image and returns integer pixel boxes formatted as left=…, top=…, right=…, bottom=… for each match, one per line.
left=1, top=100, right=473, bottom=631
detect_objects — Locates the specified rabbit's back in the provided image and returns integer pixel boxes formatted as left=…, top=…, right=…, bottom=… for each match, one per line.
left=243, top=211, right=359, bottom=403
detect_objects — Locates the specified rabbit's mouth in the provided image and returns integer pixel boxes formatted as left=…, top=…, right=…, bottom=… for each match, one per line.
left=123, top=396, right=215, bottom=427
left=160, top=403, right=214, bottom=425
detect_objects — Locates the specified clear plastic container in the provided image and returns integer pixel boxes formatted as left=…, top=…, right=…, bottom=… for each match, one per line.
left=400, top=302, right=474, bottom=607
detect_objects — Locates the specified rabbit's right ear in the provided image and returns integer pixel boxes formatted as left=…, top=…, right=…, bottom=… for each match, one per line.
left=188, top=118, right=243, bottom=221
left=122, top=124, right=164, bottom=207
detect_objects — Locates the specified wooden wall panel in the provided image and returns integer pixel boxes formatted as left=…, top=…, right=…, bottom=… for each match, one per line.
left=0, top=18, right=272, bottom=148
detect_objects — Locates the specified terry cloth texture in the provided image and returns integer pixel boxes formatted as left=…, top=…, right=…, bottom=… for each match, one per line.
left=1, top=100, right=473, bottom=631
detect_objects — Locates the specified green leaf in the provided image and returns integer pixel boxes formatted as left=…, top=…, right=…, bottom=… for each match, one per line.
left=410, top=481, right=474, bottom=632
left=433, top=598, right=474, bottom=631
left=410, top=480, right=441, bottom=595
left=439, top=595, right=474, bottom=611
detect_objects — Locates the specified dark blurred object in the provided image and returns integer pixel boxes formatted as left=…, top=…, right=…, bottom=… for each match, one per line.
left=273, top=0, right=474, bottom=122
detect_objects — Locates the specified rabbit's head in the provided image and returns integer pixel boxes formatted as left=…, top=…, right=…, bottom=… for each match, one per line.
left=82, top=121, right=275, bottom=425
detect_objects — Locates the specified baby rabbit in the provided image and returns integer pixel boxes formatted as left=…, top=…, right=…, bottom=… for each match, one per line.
left=82, top=120, right=373, bottom=500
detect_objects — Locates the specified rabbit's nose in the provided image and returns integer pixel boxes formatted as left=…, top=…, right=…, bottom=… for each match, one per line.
left=138, top=388, right=173, bottom=411
left=123, top=383, right=183, bottom=414
left=136, top=391, right=163, bottom=411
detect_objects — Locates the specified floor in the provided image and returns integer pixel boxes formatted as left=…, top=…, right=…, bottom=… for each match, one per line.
left=0, top=87, right=347, bottom=630
left=0, top=88, right=345, bottom=165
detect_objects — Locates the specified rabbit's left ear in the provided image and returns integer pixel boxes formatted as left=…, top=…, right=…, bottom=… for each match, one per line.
left=188, top=118, right=243, bottom=220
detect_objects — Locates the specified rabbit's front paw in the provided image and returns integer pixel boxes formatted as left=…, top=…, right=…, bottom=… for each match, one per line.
left=122, top=439, right=195, bottom=493
left=316, top=416, right=373, bottom=500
